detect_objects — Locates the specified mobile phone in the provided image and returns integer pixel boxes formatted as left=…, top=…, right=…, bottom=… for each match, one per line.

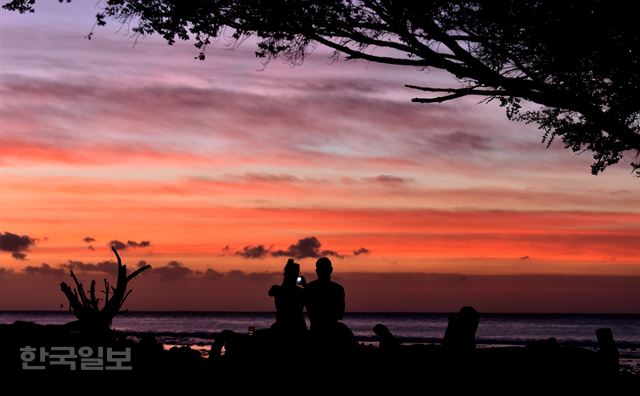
left=296, top=276, right=302, bottom=284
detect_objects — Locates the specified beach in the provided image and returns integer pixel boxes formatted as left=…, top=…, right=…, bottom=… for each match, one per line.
left=2, top=311, right=638, bottom=373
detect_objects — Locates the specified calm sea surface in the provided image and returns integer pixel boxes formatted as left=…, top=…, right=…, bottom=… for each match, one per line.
left=1, top=311, right=637, bottom=346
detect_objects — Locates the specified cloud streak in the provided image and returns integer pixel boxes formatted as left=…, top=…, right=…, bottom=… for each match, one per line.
left=429, top=131, right=492, bottom=152
left=109, top=239, right=151, bottom=250
left=152, top=261, right=193, bottom=280
left=232, top=237, right=361, bottom=260
left=23, top=263, right=65, bottom=276
left=235, top=245, right=272, bottom=259
left=0, top=73, right=572, bottom=175
left=271, top=236, right=346, bottom=259
left=64, top=260, right=117, bottom=273
left=0, top=232, right=36, bottom=260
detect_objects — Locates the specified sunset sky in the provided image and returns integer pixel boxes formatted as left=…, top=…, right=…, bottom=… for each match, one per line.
left=1, top=2, right=639, bottom=312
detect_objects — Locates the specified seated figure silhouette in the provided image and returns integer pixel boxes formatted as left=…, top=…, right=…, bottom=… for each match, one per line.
left=373, top=323, right=399, bottom=352
left=442, top=306, right=480, bottom=353
left=268, top=259, right=307, bottom=339
left=210, top=260, right=306, bottom=360
left=305, top=257, right=357, bottom=351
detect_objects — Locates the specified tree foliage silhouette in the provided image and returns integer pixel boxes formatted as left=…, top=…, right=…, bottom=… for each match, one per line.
left=5, top=0, right=639, bottom=176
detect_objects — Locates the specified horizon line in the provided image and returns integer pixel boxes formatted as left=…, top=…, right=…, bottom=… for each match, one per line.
left=1, top=310, right=639, bottom=316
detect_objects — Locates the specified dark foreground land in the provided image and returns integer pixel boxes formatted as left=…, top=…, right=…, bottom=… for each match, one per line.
left=0, top=321, right=638, bottom=393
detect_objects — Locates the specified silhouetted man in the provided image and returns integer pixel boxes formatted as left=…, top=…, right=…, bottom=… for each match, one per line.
left=304, top=257, right=345, bottom=334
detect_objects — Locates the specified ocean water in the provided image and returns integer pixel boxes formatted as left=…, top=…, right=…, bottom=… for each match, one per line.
left=1, top=311, right=638, bottom=345
left=1, top=311, right=638, bottom=370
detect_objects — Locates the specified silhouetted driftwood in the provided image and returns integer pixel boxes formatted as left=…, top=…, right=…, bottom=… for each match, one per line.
left=59, top=246, right=151, bottom=332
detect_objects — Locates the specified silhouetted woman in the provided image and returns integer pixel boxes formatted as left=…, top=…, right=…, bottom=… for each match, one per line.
left=268, top=259, right=307, bottom=339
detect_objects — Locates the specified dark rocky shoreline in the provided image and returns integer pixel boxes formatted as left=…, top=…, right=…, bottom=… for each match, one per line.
left=1, top=320, right=638, bottom=392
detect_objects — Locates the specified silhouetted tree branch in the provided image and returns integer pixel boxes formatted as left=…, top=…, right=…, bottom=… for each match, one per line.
left=59, top=246, right=151, bottom=332
left=4, top=0, right=639, bottom=176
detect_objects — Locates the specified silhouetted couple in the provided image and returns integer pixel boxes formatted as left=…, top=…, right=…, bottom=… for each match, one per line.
left=269, top=257, right=356, bottom=351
